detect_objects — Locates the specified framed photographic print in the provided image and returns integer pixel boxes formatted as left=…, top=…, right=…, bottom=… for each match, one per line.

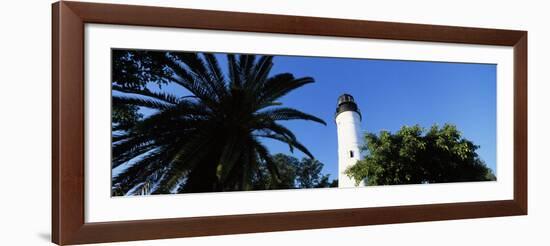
left=52, top=1, right=527, bottom=245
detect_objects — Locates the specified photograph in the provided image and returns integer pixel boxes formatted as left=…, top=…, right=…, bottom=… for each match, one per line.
left=111, top=49, right=497, bottom=196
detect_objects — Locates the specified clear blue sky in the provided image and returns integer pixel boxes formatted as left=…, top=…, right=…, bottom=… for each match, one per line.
left=135, top=53, right=497, bottom=182
left=255, top=55, right=497, bottom=181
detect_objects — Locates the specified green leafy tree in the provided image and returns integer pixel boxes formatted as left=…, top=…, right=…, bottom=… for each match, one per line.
left=252, top=154, right=335, bottom=189
left=111, top=52, right=327, bottom=195
left=252, top=154, right=299, bottom=190
left=295, top=158, right=332, bottom=188
left=345, top=124, right=496, bottom=186
left=112, top=104, right=143, bottom=131
left=112, top=49, right=172, bottom=89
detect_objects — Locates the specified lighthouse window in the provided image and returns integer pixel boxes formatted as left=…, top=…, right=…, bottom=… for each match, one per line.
left=349, top=150, right=354, bottom=158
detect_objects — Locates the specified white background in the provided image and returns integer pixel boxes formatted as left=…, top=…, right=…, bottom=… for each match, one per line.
left=0, top=0, right=548, bottom=245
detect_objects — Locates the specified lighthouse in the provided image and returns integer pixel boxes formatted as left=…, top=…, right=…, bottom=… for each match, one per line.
left=335, top=94, right=363, bottom=188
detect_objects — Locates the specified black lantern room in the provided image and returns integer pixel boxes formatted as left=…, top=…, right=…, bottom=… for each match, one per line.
left=335, top=94, right=361, bottom=120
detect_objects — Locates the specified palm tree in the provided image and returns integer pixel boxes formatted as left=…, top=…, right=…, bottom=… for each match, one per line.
left=111, top=52, right=326, bottom=195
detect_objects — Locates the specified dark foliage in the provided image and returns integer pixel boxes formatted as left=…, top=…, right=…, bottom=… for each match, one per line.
left=252, top=153, right=335, bottom=190
left=111, top=51, right=327, bottom=195
left=112, top=49, right=172, bottom=89
left=112, top=104, right=142, bottom=131
left=295, top=158, right=332, bottom=188
left=345, top=124, right=496, bottom=186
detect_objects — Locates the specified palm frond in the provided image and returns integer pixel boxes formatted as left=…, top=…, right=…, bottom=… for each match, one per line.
left=202, top=53, right=226, bottom=90
left=112, top=85, right=179, bottom=104
left=252, top=121, right=298, bottom=143
left=260, top=75, right=315, bottom=105
left=112, top=147, right=168, bottom=194
left=112, top=96, right=173, bottom=110
left=257, top=107, right=327, bottom=125
left=252, top=139, right=280, bottom=184
left=174, top=52, right=227, bottom=99
left=258, top=133, right=315, bottom=159
left=238, top=54, right=256, bottom=81
left=112, top=139, right=158, bottom=168
left=154, top=128, right=218, bottom=193
left=250, top=56, right=273, bottom=86
left=164, top=54, right=219, bottom=105
left=227, top=54, right=242, bottom=88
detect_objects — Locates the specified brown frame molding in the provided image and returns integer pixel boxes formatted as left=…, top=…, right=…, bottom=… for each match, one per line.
left=52, top=1, right=527, bottom=245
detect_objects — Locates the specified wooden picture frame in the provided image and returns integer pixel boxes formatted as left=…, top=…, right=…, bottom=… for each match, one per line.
left=52, top=1, right=527, bottom=245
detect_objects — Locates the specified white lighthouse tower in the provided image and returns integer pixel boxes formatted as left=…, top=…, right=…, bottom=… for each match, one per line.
left=335, top=94, right=363, bottom=188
